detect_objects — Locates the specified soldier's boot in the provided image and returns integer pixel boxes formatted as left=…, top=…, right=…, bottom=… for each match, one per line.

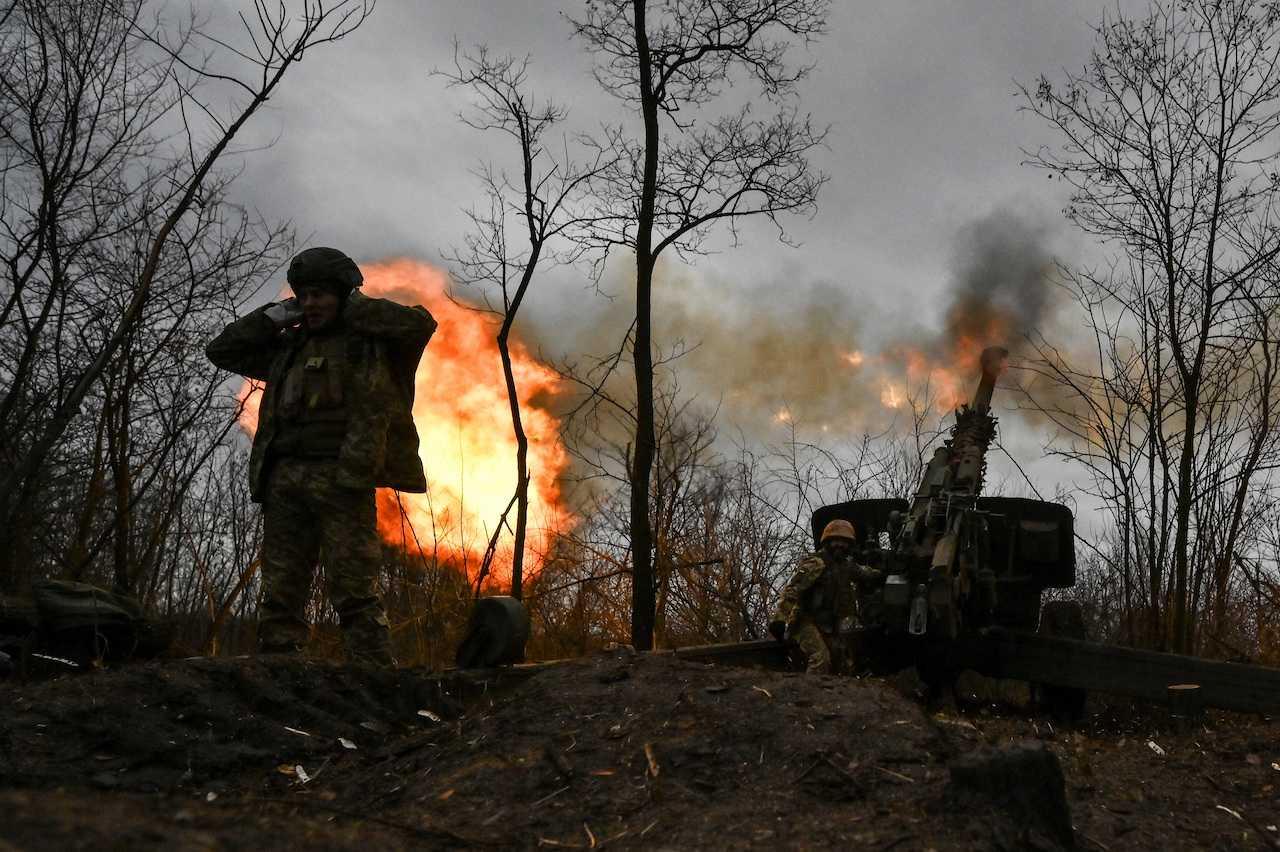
left=341, top=604, right=394, bottom=668
left=257, top=609, right=309, bottom=656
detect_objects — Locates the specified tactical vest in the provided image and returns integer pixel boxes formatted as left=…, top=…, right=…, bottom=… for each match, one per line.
left=804, top=557, right=859, bottom=633
left=271, top=331, right=350, bottom=458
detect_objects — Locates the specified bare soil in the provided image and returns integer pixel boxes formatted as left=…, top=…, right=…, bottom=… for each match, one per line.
left=1, top=651, right=1277, bottom=850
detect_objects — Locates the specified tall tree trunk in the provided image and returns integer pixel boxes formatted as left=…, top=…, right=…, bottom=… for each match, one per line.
left=68, top=407, right=110, bottom=579
left=497, top=325, right=531, bottom=599
left=1145, top=298, right=1162, bottom=647
left=629, top=0, right=659, bottom=650
left=106, top=379, right=134, bottom=595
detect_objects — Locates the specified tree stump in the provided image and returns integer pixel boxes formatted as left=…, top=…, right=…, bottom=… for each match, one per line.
left=948, top=740, right=1075, bottom=850
left=1167, top=683, right=1203, bottom=731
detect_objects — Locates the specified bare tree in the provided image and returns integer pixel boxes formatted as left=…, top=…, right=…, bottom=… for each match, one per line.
left=569, top=0, right=829, bottom=649
left=1022, top=0, right=1280, bottom=652
left=0, top=0, right=374, bottom=538
left=436, top=45, right=602, bottom=600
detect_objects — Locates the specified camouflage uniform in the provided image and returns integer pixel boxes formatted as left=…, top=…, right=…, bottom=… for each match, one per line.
left=207, top=290, right=436, bottom=665
left=772, top=552, right=877, bottom=674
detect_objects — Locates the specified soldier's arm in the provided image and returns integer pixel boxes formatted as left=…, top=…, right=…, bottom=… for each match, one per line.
left=343, top=291, right=438, bottom=348
left=772, top=556, right=825, bottom=624
left=852, top=562, right=883, bottom=583
left=205, top=305, right=281, bottom=381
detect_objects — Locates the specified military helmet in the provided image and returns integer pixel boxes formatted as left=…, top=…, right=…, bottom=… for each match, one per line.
left=820, top=519, right=857, bottom=544
left=287, top=247, right=363, bottom=297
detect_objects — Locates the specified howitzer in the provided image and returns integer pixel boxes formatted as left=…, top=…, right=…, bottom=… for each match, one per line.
left=810, top=346, right=1079, bottom=682
left=673, top=347, right=1280, bottom=714
left=883, top=345, right=1009, bottom=642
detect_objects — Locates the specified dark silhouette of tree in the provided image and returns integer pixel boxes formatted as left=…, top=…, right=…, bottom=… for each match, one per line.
left=1022, top=0, right=1280, bottom=653
left=570, top=0, right=829, bottom=649
left=0, top=0, right=374, bottom=543
left=437, top=45, right=606, bottom=600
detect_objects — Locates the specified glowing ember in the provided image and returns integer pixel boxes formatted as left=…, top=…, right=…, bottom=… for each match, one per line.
left=236, top=259, right=573, bottom=585
left=843, top=350, right=865, bottom=367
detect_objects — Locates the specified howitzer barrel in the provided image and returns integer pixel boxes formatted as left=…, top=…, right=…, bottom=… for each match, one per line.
left=972, top=346, right=1009, bottom=412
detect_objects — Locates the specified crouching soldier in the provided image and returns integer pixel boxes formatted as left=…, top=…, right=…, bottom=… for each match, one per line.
left=206, top=247, right=436, bottom=666
left=769, top=520, right=882, bottom=674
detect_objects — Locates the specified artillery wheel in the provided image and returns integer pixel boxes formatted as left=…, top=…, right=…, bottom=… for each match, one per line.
left=1035, top=600, right=1087, bottom=721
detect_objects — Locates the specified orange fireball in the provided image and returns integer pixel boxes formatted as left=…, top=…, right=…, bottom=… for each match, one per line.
left=237, top=259, right=573, bottom=585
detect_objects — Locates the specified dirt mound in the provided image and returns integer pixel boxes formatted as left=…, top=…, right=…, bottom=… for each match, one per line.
left=1, top=651, right=1277, bottom=849
left=327, top=650, right=1069, bottom=850
left=2, top=656, right=459, bottom=795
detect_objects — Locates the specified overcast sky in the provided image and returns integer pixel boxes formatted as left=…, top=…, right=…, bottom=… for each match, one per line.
left=224, top=1, right=1134, bottom=515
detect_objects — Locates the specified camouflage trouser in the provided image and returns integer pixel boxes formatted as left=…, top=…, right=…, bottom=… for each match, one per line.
left=259, top=457, right=393, bottom=666
left=790, top=620, right=854, bottom=675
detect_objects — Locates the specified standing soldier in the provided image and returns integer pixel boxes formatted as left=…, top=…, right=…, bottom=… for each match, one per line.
left=769, top=519, right=882, bottom=674
left=206, top=247, right=436, bottom=666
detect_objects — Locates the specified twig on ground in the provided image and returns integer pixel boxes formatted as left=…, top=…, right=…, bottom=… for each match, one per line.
left=643, top=742, right=660, bottom=777
left=1080, top=832, right=1111, bottom=851
left=794, top=756, right=825, bottom=782
left=544, top=741, right=574, bottom=778
left=599, top=829, right=630, bottom=847
left=1216, top=804, right=1280, bottom=849
left=822, top=755, right=862, bottom=787
left=531, top=785, right=570, bottom=807
left=872, top=765, right=914, bottom=783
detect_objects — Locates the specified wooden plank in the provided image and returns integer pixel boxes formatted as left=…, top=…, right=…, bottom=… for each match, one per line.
left=945, top=632, right=1280, bottom=714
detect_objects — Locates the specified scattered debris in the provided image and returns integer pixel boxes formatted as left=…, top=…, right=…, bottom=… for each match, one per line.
left=643, top=742, right=660, bottom=777
left=338, top=738, right=357, bottom=750
left=1146, top=740, right=1165, bottom=756
left=282, top=726, right=311, bottom=738
left=417, top=709, right=442, bottom=723
left=29, top=652, right=80, bottom=669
